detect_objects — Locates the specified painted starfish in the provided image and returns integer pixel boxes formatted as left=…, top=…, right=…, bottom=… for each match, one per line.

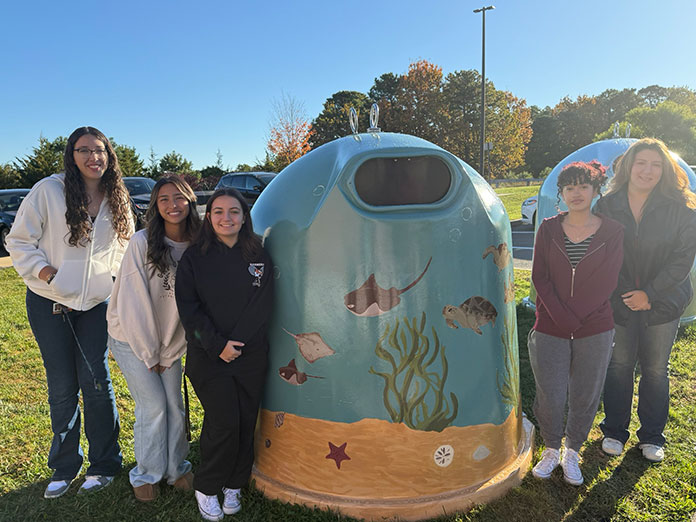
left=325, top=442, right=351, bottom=470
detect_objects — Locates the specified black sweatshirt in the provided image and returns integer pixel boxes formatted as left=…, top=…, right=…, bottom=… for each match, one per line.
left=175, top=241, right=273, bottom=377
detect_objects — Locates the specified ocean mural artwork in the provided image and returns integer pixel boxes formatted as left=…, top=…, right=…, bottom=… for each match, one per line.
left=249, top=115, right=534, bottom=521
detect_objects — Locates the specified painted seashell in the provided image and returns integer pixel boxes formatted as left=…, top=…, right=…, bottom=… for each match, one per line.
left=473, top=445, right=491, bottom=461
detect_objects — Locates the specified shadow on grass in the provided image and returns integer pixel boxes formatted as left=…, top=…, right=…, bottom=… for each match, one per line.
left=0, top=474, right=202, bottom=522
left=0, top=476, right=356, bottom=522
left=565, top=442, right=653, bottom=522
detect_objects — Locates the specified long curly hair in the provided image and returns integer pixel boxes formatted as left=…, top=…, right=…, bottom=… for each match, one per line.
left=64, top=127, right=132, bottom=246
left=606, top=138, right=696, bottom=208
left=145, top=174, right=201, bottom=276
left=195, top=187, right=263, bottom=262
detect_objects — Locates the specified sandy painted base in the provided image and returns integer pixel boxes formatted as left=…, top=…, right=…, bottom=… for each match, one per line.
left=252, top=410, right=534, bottom=521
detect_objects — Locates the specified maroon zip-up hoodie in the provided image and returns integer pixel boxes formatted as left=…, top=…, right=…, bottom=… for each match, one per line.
left=532, top=212, right=624, bottom=339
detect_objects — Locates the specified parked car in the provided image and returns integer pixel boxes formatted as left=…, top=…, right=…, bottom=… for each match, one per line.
left=521, top=195, right=537, bottom=226
left=123, top=177, right=156, bottom=229
left=215, top=172, right=277, bottom=205
left=194, top=190, right=214, bottom=217
left=0, top=188, right=30, bottom=251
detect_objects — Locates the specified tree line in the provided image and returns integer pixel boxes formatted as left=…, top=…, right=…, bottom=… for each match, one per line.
left=3, top=61, right=696, bottom=188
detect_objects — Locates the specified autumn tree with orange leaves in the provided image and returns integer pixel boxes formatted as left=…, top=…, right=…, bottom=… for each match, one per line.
left=364, top=59, right=532, bottom=178
left=266, top=93, right=312, bottom=171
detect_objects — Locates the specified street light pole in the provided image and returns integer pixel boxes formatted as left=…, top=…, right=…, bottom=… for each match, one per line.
left=473, top=5, right=494, bottom=180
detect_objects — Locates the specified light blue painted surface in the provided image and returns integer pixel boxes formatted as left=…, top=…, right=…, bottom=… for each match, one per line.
left=252, top=133, right=518, bottom=429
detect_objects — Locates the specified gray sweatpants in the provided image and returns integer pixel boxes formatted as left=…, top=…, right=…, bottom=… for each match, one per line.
left=528, top=329, right=614, bottom=451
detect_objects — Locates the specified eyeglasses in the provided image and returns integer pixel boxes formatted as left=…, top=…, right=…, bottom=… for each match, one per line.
left=74, top=147, right=107, bottom=157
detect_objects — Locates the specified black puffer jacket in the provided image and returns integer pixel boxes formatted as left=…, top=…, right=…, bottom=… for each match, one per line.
left=595, top=187, right=696, bottom=326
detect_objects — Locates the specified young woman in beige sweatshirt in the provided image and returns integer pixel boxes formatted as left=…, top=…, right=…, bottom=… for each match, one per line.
left=107, top=174, right=201, bottom=502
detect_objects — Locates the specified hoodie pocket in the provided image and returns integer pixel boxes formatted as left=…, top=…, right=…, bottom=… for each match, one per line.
left=86, top=260, right=114, bottom=302
left=51, top=260, right=84, bottom=299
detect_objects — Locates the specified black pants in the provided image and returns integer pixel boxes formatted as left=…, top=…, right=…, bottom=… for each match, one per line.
left=189, top=352, right=267, bottom=495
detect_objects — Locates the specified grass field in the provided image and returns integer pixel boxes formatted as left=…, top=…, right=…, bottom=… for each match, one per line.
left=1, top=267, right=695, bottom=522
left=493, top=185, right=540, bottom=221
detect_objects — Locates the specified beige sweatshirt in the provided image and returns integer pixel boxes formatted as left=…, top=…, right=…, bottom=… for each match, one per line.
left=107, top=229, right=189, bottom=368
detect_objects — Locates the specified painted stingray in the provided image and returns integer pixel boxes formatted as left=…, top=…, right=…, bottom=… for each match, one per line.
left=283, top=328, right=335, bottom=363
left=278, top=359, right=324, bottom=386
left=344, top=257, right=432, bottom=317
left=482, top=243, right=511, bottom=272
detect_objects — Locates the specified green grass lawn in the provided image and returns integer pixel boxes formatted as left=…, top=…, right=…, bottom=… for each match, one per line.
left=494, top=185, right=540, bottom=221
left=1, top=267, right=695, bottom=521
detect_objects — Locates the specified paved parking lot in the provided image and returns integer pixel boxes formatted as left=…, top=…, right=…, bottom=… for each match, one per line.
left=511, top=222, right=534, bottom=270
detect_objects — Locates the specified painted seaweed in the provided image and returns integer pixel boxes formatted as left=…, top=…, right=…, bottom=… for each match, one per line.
left=369, top=312, right=458, bottom=432
left=497, top=313, right=520, bottom=419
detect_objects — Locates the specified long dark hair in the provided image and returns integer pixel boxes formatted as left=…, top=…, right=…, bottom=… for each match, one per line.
left=64, top=126, right=132, bottom=246
left=145, top=174, right=201, bottom=276
left=607, top=138, right=696, bottom=208
left=195, top=187, right=263, bottom=262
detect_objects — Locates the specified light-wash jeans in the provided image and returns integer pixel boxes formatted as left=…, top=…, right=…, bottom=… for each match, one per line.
left=108, top=336, right=191, bottom=487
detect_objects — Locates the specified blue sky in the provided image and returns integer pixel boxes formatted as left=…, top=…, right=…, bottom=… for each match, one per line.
left=1, top=0, right=694, bottom=171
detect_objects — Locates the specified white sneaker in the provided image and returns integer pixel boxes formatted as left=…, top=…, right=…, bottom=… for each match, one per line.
left=561, top=447, right=583, bottom=486
left=78, top=475, right=114, bottom=494
left=222, top=487, right=242, bottom=515
left=532, top=448, right=560, bottom=479
left=195, top=490, right=224, bottom=521
left=44, top=479, right=73, bottom=499
left=639, top=443, right=664, bottom=462
left=601, top=437, right=624, bottom=456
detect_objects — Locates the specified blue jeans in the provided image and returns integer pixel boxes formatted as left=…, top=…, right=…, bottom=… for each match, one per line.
left=600, top=314, right=679, bottom=447
left=25, top=290, right=121, bottom=481
left=108, top=337, right=191, bottom=487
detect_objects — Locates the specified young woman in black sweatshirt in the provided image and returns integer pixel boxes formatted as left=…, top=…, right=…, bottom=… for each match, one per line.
left=175, top=188, right=273, bottom=521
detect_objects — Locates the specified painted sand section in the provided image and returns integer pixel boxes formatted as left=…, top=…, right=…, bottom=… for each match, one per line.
left=254, top=409, right=523, bottom=497
left=253, top=410, right=533, bottom=520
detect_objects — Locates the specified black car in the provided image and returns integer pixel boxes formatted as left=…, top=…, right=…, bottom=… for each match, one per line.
left=215, top=172, right=277, bottom=205
left=0, top=188, right=30, bottom=251
left=123, top=177, right=156, bottom=229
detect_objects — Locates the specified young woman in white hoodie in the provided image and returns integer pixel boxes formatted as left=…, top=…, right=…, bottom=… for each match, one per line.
left=107, top=174, right=201, bottom=502
left=7, top=127, right=133, bottom=499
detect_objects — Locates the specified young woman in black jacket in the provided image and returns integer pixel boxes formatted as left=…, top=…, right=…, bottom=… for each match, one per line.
left=596, top=138, right=696, bottom=462
left=175, top=188, right=273, bottom=521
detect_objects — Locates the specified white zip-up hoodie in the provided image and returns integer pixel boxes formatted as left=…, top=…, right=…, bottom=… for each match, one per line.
left=7, top=173, right=130, bottom=310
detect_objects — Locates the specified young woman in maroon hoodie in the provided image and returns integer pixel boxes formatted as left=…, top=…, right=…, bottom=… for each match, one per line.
left=529, top=161, right=624, bottom=485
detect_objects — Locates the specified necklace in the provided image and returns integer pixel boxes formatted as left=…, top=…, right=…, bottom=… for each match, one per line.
left=563, top=217, right=598, bottom=243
